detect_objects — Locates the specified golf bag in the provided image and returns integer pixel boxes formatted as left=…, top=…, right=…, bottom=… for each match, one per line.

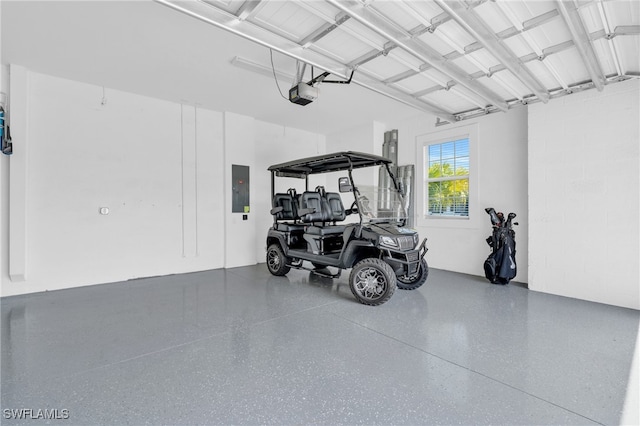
left=484, top=208, right=517, bottom=284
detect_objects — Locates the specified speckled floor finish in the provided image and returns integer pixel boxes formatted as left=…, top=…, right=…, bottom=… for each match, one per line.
left=1, top=266, right=638, bottom=425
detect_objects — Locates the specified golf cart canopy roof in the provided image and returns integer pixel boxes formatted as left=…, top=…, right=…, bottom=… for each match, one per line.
left=268, top=151, right=391, bottom=178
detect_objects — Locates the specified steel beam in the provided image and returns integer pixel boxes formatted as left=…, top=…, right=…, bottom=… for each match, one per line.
left=555, top=0, right=605, bottom=91
left=383, top=69, right=419, bottom=84
left=496, top=1, right=569, bottom=90
left=523, top=9, right=560, bottom=31
left=347, top=49, right=386, bottom=68
left=155, top=0, right=457, bottom=120
left=236, top=0, right=263, bottom=21
left=595, top=0, right=622, bottom=76
left=412, top=85, right=444, bottom=98
left=299, top=12, right=350, bottom=48
left=297, top=1, right=384, bottom=51
left=615, top=25, right=640, bottom=36
left=324, top=0, right=508, bottom=111
left=435, top=9, right=634, bottom=63
left=457, top=73, right=627, bottom=121
left=463, top=9, right=560, bottom=55
left=353, top=68, right=458, bottom=121
left=435, top=0, right=550, bottom=103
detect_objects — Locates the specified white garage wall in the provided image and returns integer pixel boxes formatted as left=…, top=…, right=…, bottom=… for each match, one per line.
left=0, top=68, right=326, bottom=296
left=323, top=121, right=387, bottom=219
left=528, top=79, right=639, bottom=310
left=0, top=3, right=5, bottom=291
left=223, top=111, right=256, bottom=269
left=395, top=108, right=529, bottom=281
left=1, top=69, right=226, bottom=296
left=326, top=121, right=386, bottom=191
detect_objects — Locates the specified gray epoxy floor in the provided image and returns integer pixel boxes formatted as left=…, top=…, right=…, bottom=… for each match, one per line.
left=1, top=265, right=638, bottom=425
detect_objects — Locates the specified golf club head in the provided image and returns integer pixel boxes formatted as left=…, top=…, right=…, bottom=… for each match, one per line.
left=485, top=207, right=501, bottom=226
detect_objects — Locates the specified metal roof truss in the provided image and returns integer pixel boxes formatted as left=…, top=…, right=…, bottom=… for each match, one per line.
left=157, top=0, right=640, bottom=122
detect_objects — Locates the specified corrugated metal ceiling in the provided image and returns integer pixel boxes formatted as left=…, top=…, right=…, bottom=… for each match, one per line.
left=157, top=0, right=639, bottom=122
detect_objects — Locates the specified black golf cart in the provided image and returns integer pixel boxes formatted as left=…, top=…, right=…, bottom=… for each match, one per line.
left=265, top=151, right=428, bottom=306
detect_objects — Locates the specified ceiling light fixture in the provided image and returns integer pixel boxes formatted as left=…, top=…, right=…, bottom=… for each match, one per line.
left=231, top=56, right=294, bottom=81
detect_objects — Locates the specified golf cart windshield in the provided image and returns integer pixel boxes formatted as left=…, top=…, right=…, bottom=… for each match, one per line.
left=355, top=185, right=407, bottom=224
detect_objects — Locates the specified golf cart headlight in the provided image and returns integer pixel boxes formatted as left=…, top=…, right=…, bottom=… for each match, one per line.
left=413, top=233, right=419, bottom=246
left=379, top=236, right=398, bottom=248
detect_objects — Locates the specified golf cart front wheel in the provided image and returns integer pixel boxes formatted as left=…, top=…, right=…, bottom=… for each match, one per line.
left=397, top=258, right=429, bottom=290
left=266, top=244, right=291, bottom=276
left=349, top=258, right=396, bottom=306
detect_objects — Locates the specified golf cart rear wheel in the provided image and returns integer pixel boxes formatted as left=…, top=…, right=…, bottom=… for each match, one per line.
left=397, top=258, right=429, bottom=290
left=349, top=258, right=396, bottom=306
left=266, top=244, right=291, bottom=276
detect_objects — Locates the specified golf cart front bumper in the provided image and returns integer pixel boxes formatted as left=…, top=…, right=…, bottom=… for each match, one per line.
left=382, top=238, right=428, bottom=277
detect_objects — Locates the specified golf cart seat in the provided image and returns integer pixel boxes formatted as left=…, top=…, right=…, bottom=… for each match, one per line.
left=301, top=189, right=346, bottom=236
left=305, top=224, right=345, bottom=236
left=298, top=191, right=330, bottom=223
left=271, top=193, right=297, bottom=220
left=325, top=192, right=346, bottom=221
left=271, top=190, right=304, bottom=232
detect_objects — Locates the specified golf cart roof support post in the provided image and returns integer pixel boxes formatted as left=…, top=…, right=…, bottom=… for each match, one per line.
left=270, top=171, right=275, bottom=198
left=385, top=163, right=400, bottom=192
left=270, top=171, right=276, bottom=225
left=384, top=163, right=407, bottom=227
left=346, top=157, right=363, bottom=235
left=346, top=157, right=356, bottom=195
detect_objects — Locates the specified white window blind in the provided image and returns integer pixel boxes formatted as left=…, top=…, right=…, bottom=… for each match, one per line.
left=426, top=138, right=470, bottom=217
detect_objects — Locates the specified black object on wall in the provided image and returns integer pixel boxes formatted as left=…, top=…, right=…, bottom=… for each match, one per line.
left=232, top=165, right=250, bottom=213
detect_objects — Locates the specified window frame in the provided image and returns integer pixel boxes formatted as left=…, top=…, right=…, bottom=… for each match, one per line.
left=426, top=138, right=470, bottom=218
left=415, top=123, right=479, bottom=230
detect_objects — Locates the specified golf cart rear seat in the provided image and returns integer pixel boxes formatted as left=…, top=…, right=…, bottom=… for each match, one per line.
left=271, top=190, right=304, bottom=232
left=299, top=187, right=346, bottom=236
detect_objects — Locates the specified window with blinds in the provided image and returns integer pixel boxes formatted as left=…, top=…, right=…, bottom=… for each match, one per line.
left=426, top=138, right=470, bottom=217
